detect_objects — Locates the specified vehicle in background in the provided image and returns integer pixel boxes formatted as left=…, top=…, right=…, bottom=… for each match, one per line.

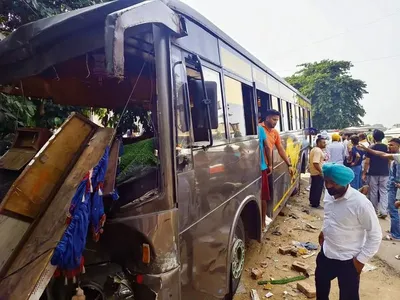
left=384, top=127, right=400, bottom=141
left=0, top=0, right=311, bottom=299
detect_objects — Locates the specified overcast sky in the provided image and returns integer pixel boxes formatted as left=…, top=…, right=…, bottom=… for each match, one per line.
left=181, top=0, right=400, bottom=128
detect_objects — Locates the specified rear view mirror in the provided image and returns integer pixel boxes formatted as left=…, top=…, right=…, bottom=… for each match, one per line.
left=190, top=80, right=218, bottom=130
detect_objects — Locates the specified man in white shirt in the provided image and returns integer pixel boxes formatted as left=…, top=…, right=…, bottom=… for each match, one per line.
left=327, top=133, right=345, bottom=164
left=316, top=163, right=382, bottom=300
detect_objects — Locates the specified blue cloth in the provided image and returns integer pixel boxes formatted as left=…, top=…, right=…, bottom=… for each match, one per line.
left=258, top=125, right=268, bottom=171
left=322, top=163, right=355, bottom=186
left=51, top=146, right=110, bottom=270
left=350, top=165, right=362, bottom=189
left=388, top=189, right=400, bottom=239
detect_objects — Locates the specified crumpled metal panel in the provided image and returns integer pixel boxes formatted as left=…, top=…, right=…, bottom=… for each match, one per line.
left=105, top=0, right=187, bottom=77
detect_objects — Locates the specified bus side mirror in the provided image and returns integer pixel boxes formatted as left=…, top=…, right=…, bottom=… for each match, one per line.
left=190, top=80, right=218, bottom=130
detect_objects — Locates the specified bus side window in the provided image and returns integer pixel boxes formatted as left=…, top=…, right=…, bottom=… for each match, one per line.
left=271, top=96, right=281, bottom=132
left=224, top=76, right=256, bottom=140
left=172, top=48, right=193, bottom=172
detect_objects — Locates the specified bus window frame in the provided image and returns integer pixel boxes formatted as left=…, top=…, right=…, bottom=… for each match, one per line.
left=222, top=71, right=257, bottom=142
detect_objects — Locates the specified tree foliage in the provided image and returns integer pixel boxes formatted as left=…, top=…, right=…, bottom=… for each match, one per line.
left=0, top=0, right=108, bottom=31
left=286, top=60, right=367, bottom=130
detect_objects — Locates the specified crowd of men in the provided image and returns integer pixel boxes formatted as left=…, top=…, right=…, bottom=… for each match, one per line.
left=306, top=128, right=400, bottom=299
left=258, top=114, right=399, bottom=299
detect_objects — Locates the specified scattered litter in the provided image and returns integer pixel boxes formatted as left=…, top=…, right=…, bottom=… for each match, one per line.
left=302, top=251, right=316, bottom=259
left=292, top=241, right=301, bottom=247
left=293, top=225, right=317, bottom=233
left=265, top=292, right=274, bottom=298
left=306, top=223, right=318, bottom=230
left=302, top=242, right=318, bottom=251
left=297, top=281, right=316, bottom=298
left=298, top=247, right=309, bottom=255
left=258, top=275, right=307, bottom=285
left=362, top=263, right=377, bottom=273
left=395, top=255, right=400, bottom=260
left=286, top=204, right=292, bottom=208
left=283, top=290, right=288, bottom=296
left=260, top=261, right=269, bottom=268
left=302, top=208, right=310, bottom=214
left=250, top=289, right=261, bottom=300
left=272, top=228, right=282, bottom=236
left=292, top=241, right=318, bottom=251
left=289, top=213, right=299, bottom=219
left=236, top=282, right=247, bottom=294
left=263, top=282, right=273, bottom=290
left=279, top=211, right=286, bottom=216
left=251, top=268, right=264, bottom=279
left=292, top=261, right=309, bottom=273
left=288, top=290, right=298, bottom=297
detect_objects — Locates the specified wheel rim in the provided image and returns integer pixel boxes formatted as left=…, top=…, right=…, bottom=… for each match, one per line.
left=231, top=237, right=245, bottom=279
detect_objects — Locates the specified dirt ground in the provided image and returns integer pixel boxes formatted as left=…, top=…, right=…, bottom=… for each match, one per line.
left=234, top=177, right=400, bottom=299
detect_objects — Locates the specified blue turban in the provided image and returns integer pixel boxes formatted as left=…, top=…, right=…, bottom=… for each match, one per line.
left=322, top=163, right=354, bottom=186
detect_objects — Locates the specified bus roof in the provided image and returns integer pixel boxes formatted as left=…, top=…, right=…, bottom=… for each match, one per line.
left=0, top=0, right=310, bottom=103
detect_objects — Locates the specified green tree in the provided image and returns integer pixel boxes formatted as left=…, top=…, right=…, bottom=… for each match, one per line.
left=0, top=0, right=108, bottom=32
left=286, top=60, right=367, bottom=130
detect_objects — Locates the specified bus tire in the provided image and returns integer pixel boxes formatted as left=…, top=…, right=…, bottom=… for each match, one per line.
left=228, top=218, right=246, bottom=298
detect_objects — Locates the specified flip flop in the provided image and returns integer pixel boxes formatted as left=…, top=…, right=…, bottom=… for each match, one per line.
left=383, top=235, right=400, bottom=242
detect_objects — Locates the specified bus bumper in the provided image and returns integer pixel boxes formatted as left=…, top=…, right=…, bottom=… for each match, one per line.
left=140, top=266, right=181, bottom=299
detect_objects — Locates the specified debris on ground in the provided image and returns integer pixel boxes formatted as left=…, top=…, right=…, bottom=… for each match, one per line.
left=297, top=281, right=316, bottom=298
left=362, top=263, right=377, bottom=273
left=305, top=223, right=318, bottom=230
left=236, top=282, right=247, bottom=294
left=302, top=251, right=316, bottom=259
left=279, top=211, right=286, bottom=216
left=263, top=283, right=273, bottom=290
left=271, top=227, right=282, bottom=236
left=395, top=255, right=400, bottom=260
left=250, top=289, right=261, bottom=300
left=265, top=292, right=274, bottom=298
left=251, top=268, right=264, bottom=279
left=302, top=208, right=310, bottom=214
left=292, top=261, right=310, bottom=273
left=279, top=246, right=294, bottom=255
left=259, top=260, right=269, bottom=268
left=289, top=213, right=299, bottom=219
left=292, top=241, right=318, bottom=251
left=257, top=275, right=307, bottom=285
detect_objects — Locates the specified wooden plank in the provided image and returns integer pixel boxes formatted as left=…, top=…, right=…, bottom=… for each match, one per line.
left=1, top=113, right=96, bottom=218
left=103, top=138, right=120, bottom=195
left=0, top=148, right=37, bottom=171
left=0, top=215, right=30, bottom=271
left=0, top=127, right=114, bottom=300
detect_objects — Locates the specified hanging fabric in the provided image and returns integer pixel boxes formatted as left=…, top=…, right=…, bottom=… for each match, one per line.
left=51, top=146, right=110, bottom=279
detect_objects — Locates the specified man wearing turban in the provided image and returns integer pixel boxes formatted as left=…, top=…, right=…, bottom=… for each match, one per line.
left=316, top=163, right=382, bottom=300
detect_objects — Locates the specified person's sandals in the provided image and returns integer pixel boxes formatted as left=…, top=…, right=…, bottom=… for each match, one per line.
left=383, top=234, right=400, bottom=242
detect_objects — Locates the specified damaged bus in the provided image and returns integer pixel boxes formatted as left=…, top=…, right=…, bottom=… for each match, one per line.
left=0, top=0, right=311, bottom=299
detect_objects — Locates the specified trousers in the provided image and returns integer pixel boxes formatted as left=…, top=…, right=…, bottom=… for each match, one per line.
left=315, top=250, right=360, bottom=300
left=309, top=175, right=324, bottom=207
left=388, top=189, right=400, bottom=239
left=368, top=175, right=389, bottom=215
